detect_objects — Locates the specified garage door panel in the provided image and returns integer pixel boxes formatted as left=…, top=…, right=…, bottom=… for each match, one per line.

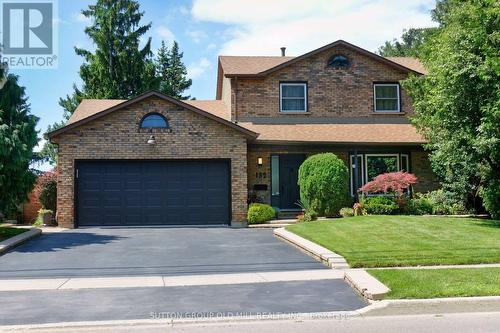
left=76, top=160, right=229, bottom=226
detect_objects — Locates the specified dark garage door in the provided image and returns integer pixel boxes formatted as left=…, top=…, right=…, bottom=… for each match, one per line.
left=76, top=160, right=230, bottom=227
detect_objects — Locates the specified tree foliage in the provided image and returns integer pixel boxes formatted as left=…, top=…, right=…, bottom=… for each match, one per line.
left=35, top=171, right=57, bottom=212
left=359, top=172, right=418, bottom=196
left=59, top=0, right=155, bottom=117
left=0, top=68, right=39, bottom=216
left=403, top=0, right=500, bottom=218
left=155, top=41, right=192, bottom=99
left=378, top=28, right=438, bottom=57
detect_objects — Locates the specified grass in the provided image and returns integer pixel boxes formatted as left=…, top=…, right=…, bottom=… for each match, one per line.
left=0, top=227, right=27, bottom=242
left=286, top=215, right=500, bottom=267
left=368, top=268, right=500, bottom=299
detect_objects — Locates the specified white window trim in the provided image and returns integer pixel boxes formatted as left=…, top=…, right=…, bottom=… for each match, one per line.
left=373, top=83, right=400, bottom=113
left=349, top=155, right=365, bottom=196
left=280, top=83, right=307, bottom=113
left=364, top=153, right=400, bottom=183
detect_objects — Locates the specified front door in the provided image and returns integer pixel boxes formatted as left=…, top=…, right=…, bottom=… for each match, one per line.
left=279, top=154, right=306, bottom=209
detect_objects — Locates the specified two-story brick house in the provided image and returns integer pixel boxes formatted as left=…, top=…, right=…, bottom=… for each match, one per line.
left=49, top=40, right=438, bottom=228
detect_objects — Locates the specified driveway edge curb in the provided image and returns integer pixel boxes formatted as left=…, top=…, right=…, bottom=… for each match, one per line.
left=273, top=227, right=349, bottom=269
left=273, top=228, right=390, bottom=300
left=0, top=228, right=42, bottom=255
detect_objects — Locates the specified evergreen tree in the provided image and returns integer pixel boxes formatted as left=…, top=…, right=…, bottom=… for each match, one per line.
left=59, top=0, right=155, bottom=117
left=0, top=68, right=39, bottom=216
left=155, top=41, right=192, bottom=99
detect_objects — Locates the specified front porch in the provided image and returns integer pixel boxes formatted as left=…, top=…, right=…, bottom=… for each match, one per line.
left=247, top=144, right=439, bottom=211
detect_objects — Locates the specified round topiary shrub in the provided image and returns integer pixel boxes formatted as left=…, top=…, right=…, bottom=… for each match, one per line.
left=298, top=153, right=350, bottom=217
left=247, top=203, right=276, bottom=224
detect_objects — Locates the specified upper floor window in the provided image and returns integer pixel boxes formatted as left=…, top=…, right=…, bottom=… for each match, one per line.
left=140, top=113, right=168, bottom=128
left=328, top=55, right=349, bottom=68
left=373, top=83, right=400, bottom=112
left=280, top=83, right=307, bottom=113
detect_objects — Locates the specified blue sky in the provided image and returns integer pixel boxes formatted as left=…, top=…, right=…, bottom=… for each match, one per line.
left=10, top=0, right=437, bottom=157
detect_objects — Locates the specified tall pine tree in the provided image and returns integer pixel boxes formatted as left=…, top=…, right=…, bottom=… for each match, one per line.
left=59, top=0, right=156, bottom=116
left=155, top=41, right=192, bottom=99
left=0, top=67, right=38, bottom=216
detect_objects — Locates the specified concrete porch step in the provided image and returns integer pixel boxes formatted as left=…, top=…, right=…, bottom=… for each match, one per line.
left=278, top=210, right=302, bottom=220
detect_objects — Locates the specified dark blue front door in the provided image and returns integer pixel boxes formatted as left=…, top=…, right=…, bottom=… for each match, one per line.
left=279, top=154, right=306, bottom=209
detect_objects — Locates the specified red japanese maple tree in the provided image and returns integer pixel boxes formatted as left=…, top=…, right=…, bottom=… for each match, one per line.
left=358, top=171, right=417, bottom=196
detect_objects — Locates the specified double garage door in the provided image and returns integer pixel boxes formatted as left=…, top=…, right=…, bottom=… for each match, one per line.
left=76, top=160, right=230, bottom=227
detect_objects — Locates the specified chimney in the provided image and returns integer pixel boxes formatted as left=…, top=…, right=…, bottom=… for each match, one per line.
left=280, top=47, right=286, bottom=57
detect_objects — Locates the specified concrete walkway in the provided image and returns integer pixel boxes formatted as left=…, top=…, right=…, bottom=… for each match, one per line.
left=0, top=269, right=343, bottom=291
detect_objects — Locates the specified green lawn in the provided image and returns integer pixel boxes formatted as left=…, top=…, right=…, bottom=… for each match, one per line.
left=286, top=216, right=500, bottom=267
left=0, top=227, right=27, bottom=242
left=368, top=268, right=500, bottom=299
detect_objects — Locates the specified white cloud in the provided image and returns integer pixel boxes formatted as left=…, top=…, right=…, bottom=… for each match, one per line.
left=187, top=58, right=211, bottom=79
left=156, top=25, right=176, bottom=43
left=186, top=29, right=208, bottom=43
left=192, top=0, right=437, bottom=55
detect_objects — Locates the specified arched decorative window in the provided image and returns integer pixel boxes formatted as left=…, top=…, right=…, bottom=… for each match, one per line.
left=328, top=55, right=350, bottom=69
left=140, top=113, right=168, bottom=129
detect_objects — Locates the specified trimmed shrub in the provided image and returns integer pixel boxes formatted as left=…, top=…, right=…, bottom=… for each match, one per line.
left=339, top=207, right=354, bottom=217
left=298, top=153, right=350, bottom=217
left=362, top=196, right=399, bottom=215
left=247, top=203, right=276, bottom=224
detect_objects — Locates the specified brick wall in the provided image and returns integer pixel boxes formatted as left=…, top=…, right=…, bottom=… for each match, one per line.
left=411, top=150, right=440, bottom=193
left=232, top=45, right=414, bottom=121
left=53, top=97, right=248, bottom=228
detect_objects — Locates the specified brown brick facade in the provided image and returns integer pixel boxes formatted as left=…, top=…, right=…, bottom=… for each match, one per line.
left=53, top=97, right=248, bottom=228
left=247, top=146, right=438, bottom=206
left=230, top=45, right=414, bottom=121
left=411, top=150, right=440, bottom=193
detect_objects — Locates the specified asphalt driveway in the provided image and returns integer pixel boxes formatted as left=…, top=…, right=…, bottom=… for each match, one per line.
left=0, top=227, right=327, bottom=278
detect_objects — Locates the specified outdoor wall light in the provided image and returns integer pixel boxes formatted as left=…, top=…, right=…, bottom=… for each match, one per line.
left=147, top=135, right=156, bottom=145
left=257, top=157, right=263, bottom=166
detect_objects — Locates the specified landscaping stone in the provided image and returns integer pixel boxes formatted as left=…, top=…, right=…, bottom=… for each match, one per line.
left=273, top=227, right=349, bottom=269
left=344, top=270, right=390, bottom=300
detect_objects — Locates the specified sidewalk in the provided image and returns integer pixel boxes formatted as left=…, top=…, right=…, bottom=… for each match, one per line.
left=0, top=269, right=343, bottom=291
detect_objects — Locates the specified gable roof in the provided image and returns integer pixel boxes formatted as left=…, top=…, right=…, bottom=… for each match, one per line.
left=219, top=56, right=295, bottom=76
left=218, top=40, right=426, bottom=78
left=216, top=40, right=426, bottom=99
left=48, top=91, right=257, bottom=140
left=385, top=57, right=428, bottom=75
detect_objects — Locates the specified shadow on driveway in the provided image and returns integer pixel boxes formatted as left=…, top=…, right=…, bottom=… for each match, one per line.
left=8, top=232, right=126, bottom=253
